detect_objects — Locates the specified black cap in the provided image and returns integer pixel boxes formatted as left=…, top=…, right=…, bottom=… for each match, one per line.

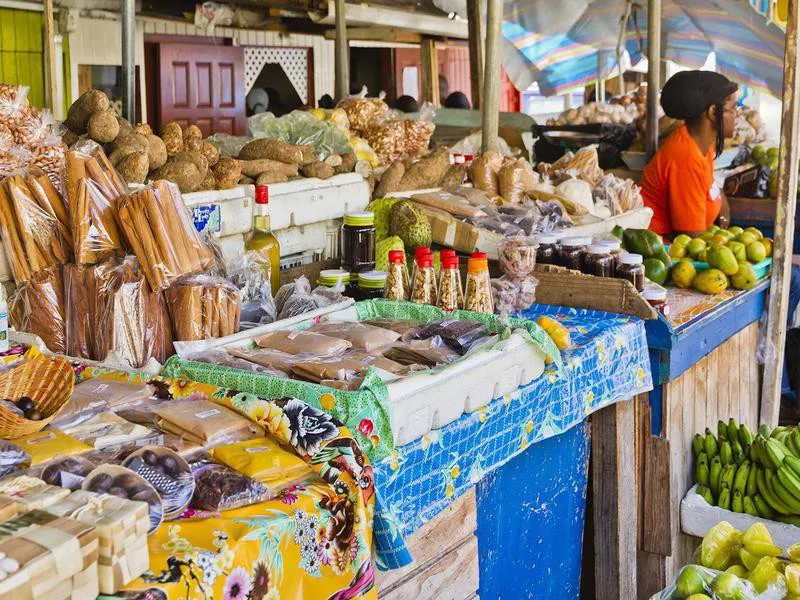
left=660, top=71, right=738, bottom=120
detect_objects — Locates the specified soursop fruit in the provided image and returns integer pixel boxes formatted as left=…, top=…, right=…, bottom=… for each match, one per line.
left=367, top=196, right=400, bottom=242
left=389, top=200, right=432, bottom=251
left=375, top=236, right=405, bottom=271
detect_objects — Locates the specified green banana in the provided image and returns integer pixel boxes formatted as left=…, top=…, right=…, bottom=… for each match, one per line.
left=705, top=429, right=719, bottom=459
left=769, top=470, right=800, bottom=513
left=765, top=438, right=789, bottom=470
left=720, top=441, right=733, bottom=466
left=733, top=461, right=751, bottom=494
left=710, top=455, right=723, bottom=497
left=696, top=455, right=710, bottom=487
left=692, top=433, right=705, bottom=459
left=732, top=490, right=744, bottom=513
left=774, top=437, right=794, bottom=458
left=776, top=515, right=800, bottom=526
left=747, top=463, right=759, bottom=496
left=697, top=485, right=715, bottom=506
left=777, top=464, right=800, bottom=501
left=758, top=468, right=792, bottom=515
left=739, top=424, right=754, bottom=448
left=732, top=440, right=745, bottom=465
left=728, top=418, right=739, bottom=443
left=718, top=487, right=731, bottom=510
left=760, top=424, right=773, bottom=438
left=754, top=493, right=776, bottom=519
left=720, top=463, right=736, bottom=491
left=718, top=420, right=729, bottom=442
left=743, top=496, right=759, bottom=516
left=750, top=441, right=761, bottom=464
left=772, top=425, right=790, bottom=439
left=786, top=454, right=800, bottom=478
left=787, top=431, right=800, bottom=458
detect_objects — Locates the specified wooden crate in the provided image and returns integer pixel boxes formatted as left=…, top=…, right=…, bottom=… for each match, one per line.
left=376, top=488, right=479, bottom=600
left=636, top=322, right=760, bottom=599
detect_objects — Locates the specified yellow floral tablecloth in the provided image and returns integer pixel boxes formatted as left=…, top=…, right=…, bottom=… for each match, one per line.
left=78, top=367, right=377, bottom=600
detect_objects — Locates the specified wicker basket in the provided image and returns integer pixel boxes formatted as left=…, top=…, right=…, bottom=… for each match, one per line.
left=0, top=355, right=75, bottom=438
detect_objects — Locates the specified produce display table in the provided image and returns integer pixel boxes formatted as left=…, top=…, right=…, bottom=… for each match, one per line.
left=638, top=282, right=769, bottom=598
left=371, top=305, right=653, bottom=598
left=729, top=196, right=800, bottom=254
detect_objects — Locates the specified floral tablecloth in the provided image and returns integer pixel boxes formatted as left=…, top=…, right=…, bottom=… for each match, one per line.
left=371, top=305, right=653, bottom=569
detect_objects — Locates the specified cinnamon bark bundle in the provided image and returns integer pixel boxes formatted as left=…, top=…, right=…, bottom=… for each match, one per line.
left=117, top=180, right=214, bottom=292
left=165, top=276, right=241, bottom=341
left=9, top=265, right=66, bottom=353
left=64, top=260, right=115, bottom=359
left=0, top=175, right=72, bottom=283
left=64, top=145, right=127, bottom=264
left=94, top=257, right=174, bottom=369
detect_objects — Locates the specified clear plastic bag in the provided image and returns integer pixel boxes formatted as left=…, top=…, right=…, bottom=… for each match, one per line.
left=653, top=564, right=763, bottom=600
left=248, top=110, right=352, bottom=161
left=307, top=321, right=401, bottom=353
left=253, top=329, right=352, bottom=356
left=418, top=318, right=491, bottom=355
left=470, top=151, right=505, bottom=195
left=491, top=275, right=538, bottom=317
left=186, top=348, right=289, bottom=377
left=187, top=451, right=271, bottom=511
left=226, top=251, right=277, bottom=330
left=9, top=265, right=66, bottom=353
left=338, top=97, right=390, bottom=135
left=165, top=274, right=240, bottom=341
left=498, top=157, right=538, bottom=204
left=204, top=133, right=250, bottom=158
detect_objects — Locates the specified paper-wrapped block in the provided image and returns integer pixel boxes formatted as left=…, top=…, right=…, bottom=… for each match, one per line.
left=0, top=498, right=17, bottom=524
left=0, top=510, right=99, bottom=599
left=0, top=475, right=70, bottom=512
left=43, top=490, right=149, bottom=593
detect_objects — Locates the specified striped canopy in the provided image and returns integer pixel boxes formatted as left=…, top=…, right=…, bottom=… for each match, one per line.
left=502, top=0, right=786, bottom=97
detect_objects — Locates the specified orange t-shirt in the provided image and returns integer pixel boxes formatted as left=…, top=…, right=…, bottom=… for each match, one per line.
left=640, top=124, right=722, bottom=236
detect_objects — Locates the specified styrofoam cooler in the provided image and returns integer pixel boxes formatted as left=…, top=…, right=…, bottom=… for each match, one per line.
left=266, top=173, right=369, bottom=230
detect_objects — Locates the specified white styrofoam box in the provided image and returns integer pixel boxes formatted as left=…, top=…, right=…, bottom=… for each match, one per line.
left=267, top=174, right=369, bottom=230
left=274, top=220, right=340, bottom=258
left=183, top=185, right=255, bottom=238
left=681, top=484, right=800, bottom=554
left=218, top=234, right=246, bottom=266
left=174, top=303, right=547, bottom=446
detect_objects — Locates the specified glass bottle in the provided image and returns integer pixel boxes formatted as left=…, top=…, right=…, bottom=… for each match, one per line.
left=341, top=212, right=376, bottom=274
left=245, top=186, right=281, bottom=295
left=464, top=256, right=494, bottom=314
left=437, top=255, right=464, bottom=311
left=616, top=253, right=646, bottom=292
left=384, top=250, right=410, bottom=301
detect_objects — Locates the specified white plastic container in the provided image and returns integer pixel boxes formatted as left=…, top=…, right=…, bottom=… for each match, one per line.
left=183, top=185, right=255, bottom=238
left=266, top=174, right=369, bottom=230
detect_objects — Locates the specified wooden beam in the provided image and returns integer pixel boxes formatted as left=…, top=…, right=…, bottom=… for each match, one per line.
left=592, top=399, right=637, bottom=599
left=334, top=0, right=349, bottom=100
left=645, top=0, right=662, bottom=158
left=481, top=0, right=502, bottom=152
left=761, top=0, right=800, bottom=425
left=324, top=27, right=422, bottom=44
left=43, top=0, right=57, bottom=111
left=420, top=37, right=440, bottom=106
left=467, top=0, right=484, bottom=110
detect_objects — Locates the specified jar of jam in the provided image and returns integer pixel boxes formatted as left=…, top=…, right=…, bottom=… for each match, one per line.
left=643, top=288, right=670, bottom=317
left=583, top=244, right=614, bottom=277
left=341, top=212, right=376, bottom=273
left=534, top=233, right=559, bottom=265
left=318, top=269, right=350, bottom=289
left=617, top=253, right=646, bottom=292
left=355, top=270, right=387, bottom=301
left=558, top=237, right=591, bottom=271
left=598, top=239, right=623, bottom=275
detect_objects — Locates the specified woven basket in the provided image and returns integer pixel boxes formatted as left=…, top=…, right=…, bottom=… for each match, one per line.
left=0, top=356, right=75, bottom=438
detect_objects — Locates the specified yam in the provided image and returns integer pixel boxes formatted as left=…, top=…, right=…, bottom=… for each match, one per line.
left=299, top=145, right=316, bottom=165
left=336, top=152, right=357, bottom=175
left=238, top=175, right=255, bottom=185
left=238, top=158, right=298, bottom=178
left=161, top=122, right=184, bottom=156
left=301, top=161, right=335, bottom=180
left=65, top=90, right=110, bottom=134
left=116, top=117, right=134, bottom=139
left=198, top=171, right=217, bottom=191
left=117, top=151, right=149, bottom=184
left=146, top=134, right=168, bottom=170
left=323, top=154, right=343, bottom=168
left=374, top=161, right=405, bottom=198
left=439, top=164, right=467, bottom=188
left=183, top=124, right=203, bottom=141
left=212, top=157, right=241, bottom=190
left=396, top=149, right=450, bottom=192
left=87, top=110, right=120, bottom=144
left=155, top=159, right=204, bottom=193
left=256, top=172, right=289, bottom=185
left=173, top=151, right=209, bottom=181
left=109, top=133, right=148, bottom=167
left=133, top=123, right=153, bottom=136
left=200, top=141, right=220, bottom=167
left=62, top=130, right=79, bottom=147
left=184, top=137, right=202, bottom=153
left=239, top=138, right=304, bottom=164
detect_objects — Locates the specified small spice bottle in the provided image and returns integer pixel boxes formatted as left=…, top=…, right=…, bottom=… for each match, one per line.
left=616, top=253, right=646, bottom=292
left=583, top=244, right=614, bottom=277
left=341, top=211, right=376, bottom=274
left=437, top=256, right=464, bottom=311
left=411, top=255, right=437, bottom=305
left=558, top=236, right=591, bottom=271
left=355, top=271, right=387, bottom=301
left=409, top=246, right=432, bottom=293
left=534, top=233, right=559, bottom=265
left=464, top=256, right=494, bottom=314
left=384, top=250, right=410, bottom=301
left=643, top=288, right=670, bottom=317
left=598, top=239, right=623, bottom=276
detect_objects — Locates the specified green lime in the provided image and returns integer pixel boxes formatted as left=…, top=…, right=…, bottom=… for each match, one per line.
left=644, top=257, right=668, bottom=285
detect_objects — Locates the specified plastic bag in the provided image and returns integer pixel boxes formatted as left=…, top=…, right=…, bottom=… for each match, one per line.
left=498, top=158, right=538, bottom=204
left=212, top=438, right=313, bottom=486
left=0, top=440, right=30, bottom=480
left=491, top=275, right=538, bottom=317
left=204, top=133, right=250, bottom=158
left=290, top=355, right=367, bottom=383
left=248, top=110, right=352, bottom=160
left=165, top=275, right=240, bottom=341
left=94, top=257, right=174, bottom=369
left=64, top=261, right=114, bottom=360
left=253, top=329, right=352, bottom=356
left=155, top=399, right=262, bottom=447
left=652, top=565, right=763, bottom=600
left=117, top=180, right=215, bottom=291
left=226, top=252, right=277, bottom=329
left=470, top=151, right=505, bottom=195
left=185, top=348, right=289, bottom=377
left=593, top=173, right=643, bottom=216
left=307, top=321, right=401, bottom=353
left=9, top=265, right=66, bottom=353
left=276, top=276, right=343, bottom=320
left=452, top=132, right=514, bottom=157
left=338, top=97, right=389, bottom=135
left=417, top=318, right=491, bottom=355
left=188, top=451, right=271, bottom=511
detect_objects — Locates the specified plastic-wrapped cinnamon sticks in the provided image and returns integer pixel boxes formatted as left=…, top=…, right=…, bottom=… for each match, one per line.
left=9, top=265, right=67, bottom=353
left=165, top=276, right=240, bottom=341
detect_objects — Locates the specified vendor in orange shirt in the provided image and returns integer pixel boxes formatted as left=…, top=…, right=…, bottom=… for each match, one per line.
left=640, top=71, right=738, bottom=238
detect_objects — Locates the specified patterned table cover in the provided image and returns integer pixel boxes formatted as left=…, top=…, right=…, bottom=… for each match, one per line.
left=372, top=305, right=653, bottom=569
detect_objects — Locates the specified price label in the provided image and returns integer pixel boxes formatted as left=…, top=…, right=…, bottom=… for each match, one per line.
left=192, top=204, right=221, bottom=234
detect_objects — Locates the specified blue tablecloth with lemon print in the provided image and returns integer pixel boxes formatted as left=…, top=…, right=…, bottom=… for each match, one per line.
left=372, top=305, right=653, bottom=569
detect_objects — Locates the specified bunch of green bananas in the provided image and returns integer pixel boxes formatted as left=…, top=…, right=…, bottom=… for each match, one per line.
left=694, top=419, right=800, bottom=522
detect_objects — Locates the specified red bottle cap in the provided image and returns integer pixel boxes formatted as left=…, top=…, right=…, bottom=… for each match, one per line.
left=471, top=251, right=487, bottom=259
left=388, top=250, right=405, bottom=264
left=418, top=256, right=433, bottom=268
left=414, top=247, right=431, bottom=260
left=440, top=249, right=456, bottom=259
left=255, top=186, right=269, bottom=205
left=442, top=256, right=459, bottom=269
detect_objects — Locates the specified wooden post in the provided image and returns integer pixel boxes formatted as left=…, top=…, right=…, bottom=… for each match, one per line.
left=592, top=399, right=637, bottom=598
left=761, top=0, right=800, bottom=425
left=596, top=52, right=606, bottom=103
left=467, top=0, right=484, bottom=110
left=334, top=0, right=349, bottom=101
left=420, top=38, right=440, bottom=106
left=121, top=0, right=136, bottom=123
left=481, top=0, right=502, bottom=153
left=645, top=0, right=662, bottom=158
left=43, top=0, right=58, bottom=113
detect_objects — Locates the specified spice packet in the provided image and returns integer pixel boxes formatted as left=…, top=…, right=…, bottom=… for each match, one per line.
left=11, top=429, right=92, bottom=465
left=253, top=329, right=352, bottom=356
left=417, top=318, right=491, bottom=355
left=186, top=450, right=271, bottom=511
left=227, top=348, right=297, bottom=374
left=153, top=399, right=263, bottom=447
left=211, top=438, right=314, bottom=487
left=60, top=411, right=154, bottom=450
left=289, top=355, right=367, bottom=384
left=307, top=321, right=400, bottom=353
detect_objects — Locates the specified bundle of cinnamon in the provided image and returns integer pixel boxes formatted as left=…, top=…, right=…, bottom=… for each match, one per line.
left=165, top=276, right=240, bottom=341
left=0, top=175, right=72, bottom=283
left=94, top=257, right=174, bottom=369
left=118, top=180, right=214, bottom=292
left=64, top=144, right=127, bottom=264
left=64, top=260, right=115, bottom=360
left=9, top=265, right=66, bottom=353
